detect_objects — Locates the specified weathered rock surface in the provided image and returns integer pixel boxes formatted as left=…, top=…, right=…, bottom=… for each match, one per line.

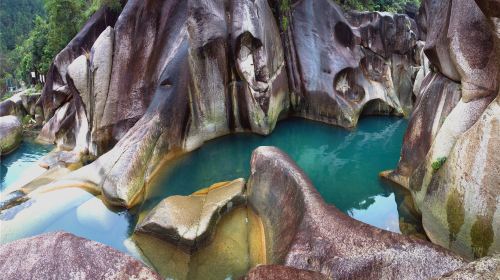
left=415, top=96, right=500, bottom=259
left=60, top=0, right=289, bottom=207
left=384, top=0, right=500, bottom=259
left=420, top=0, right=499, bottom=101
left=0, top=231, right=161, bottom=280
left=436, top=254, right=500, bottom=279
left=247, top=146, right=466, bottom=279
left=0, top=115, right=22, bottom=155
left=38, top=6, right=120, bottom=122
left=136, top=178, right=246, bottom=251
left=34, top=0, right=426, bottom=208
left=276, top=0, right=419, bottom=127
left=0, top=99, right=18, bottom=117
left=0, top=90, right=41, bottom=120
left=381, top=73, right=461, bottom=187
left=244, top=265, right=329, bottom=280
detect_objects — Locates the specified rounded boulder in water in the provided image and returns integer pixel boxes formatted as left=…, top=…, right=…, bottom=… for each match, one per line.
left=0, top=115, right=22, bottom=155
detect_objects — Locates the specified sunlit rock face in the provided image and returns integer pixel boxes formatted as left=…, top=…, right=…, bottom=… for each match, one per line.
left=0, top=116, right=22, bottom=155
left=384, top=0, right=500, bottom=259
left=57, top=0, right=289, bottom=208
left=244, top=265, right=330, bottom=280
left=247, top=146, right=466, bottom=279
left=0, top=232, right=162, bottom=280
left=35, top=0, right=424, bottom=208
left=36, top=6, right=119, bottom=156
left=277, top=0, right=419, bottom=127
left=436, top=254, right=500, bottom=280
left=136, top=179, right=246, bottom=251
left=37, top=7, right=119, bottom=123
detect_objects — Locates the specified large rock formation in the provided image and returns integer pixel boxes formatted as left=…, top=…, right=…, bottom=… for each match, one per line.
left=34, top=0, right=424, bottom=209
left=34, top=0, right=290, bottom=208
left=275, top=0, right=419, bottom=127
left=36, top=6, right=120, bottom=155
left=244, top=265, right=329, bottom=280
left=0, top=115, right=22, bottom=155
left=247, top=146, right=466, bottom=279
left=136, top=179, right=246, bottom=251
left=383, top=0, right=500, bottom=259
left=0, top=231, right=161, bottom=280
left=37, top=6, right=120, bottom=123
left=437, top=254, right=500, bottom=279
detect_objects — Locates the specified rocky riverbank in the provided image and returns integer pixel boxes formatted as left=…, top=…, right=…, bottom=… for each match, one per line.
left=0, top=0, right=498, bottom=278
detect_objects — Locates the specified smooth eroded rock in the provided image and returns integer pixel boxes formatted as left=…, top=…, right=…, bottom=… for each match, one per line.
left=0, top=231, right=161, bottom=280
left=436, top=254, right=500, bottom=279
left=136, top=178, right=246, bottom=251
left=247, top=146, right=466, bottom=279
left=244, top=265, right=329, bottom=280
left=0, top=115, right=22, bottom=155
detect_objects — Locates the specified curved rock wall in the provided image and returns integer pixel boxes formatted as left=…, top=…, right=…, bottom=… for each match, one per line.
left=38, top=6, right=120, bottom=122
left=247, top=146, right=466, bottom=279
left=33, top=0, right=424, bottom=208
left=385, top=0, right=500, bottom=259
left=277, top=0, right=419, bottom=126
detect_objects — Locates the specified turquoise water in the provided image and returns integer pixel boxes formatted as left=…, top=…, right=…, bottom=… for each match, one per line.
left=0, top=139, right=53, bottom=191
left=144, top=117, right=413, bottom=232
left=1, top=116, right=418, bottom=256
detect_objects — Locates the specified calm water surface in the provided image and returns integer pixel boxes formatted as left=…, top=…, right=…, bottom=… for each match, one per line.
left=0, top=139, right=53, bottom=191
left=146, top=117, right=411, bottom=232
left=1, top=117, right=416, bottom=255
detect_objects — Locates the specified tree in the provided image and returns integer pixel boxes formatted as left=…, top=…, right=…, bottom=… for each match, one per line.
left=43, top=0, right=85, bottom=66
left=334, top=0, right=421, bottom=13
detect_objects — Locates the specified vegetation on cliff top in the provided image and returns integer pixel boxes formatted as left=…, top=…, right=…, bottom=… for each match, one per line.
left=334, top=0, right=421, bottom=13
left=0, top=0, right=121, bottom=96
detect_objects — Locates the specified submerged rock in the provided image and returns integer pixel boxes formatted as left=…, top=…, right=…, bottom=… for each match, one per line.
left=136, top=178, right=246, bottom=251
left=0, top=115, right=22, bottom=155
left=247, top=146, right=466, bottom=279
left=0, top=231, right=161, bottom=280
left=134, top=205, right=265, bottom=280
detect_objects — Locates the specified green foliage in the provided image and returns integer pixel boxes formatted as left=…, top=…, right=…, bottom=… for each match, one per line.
left=0, top=91, right=15, bottom=101
left=431, top=157, right=447, bottom=171
left=9, top=16, right=50, bottom=81
left=334, top=0, right=421, bottom=13
left=1, top=0, right=123, bottom=93
left=0, top=0, right=45, bottom=51
left=279, top=0, right=291, bottom=30
left=0, top=0, right=45, bottom=94
left=22, top=114, right=33, bottom=125
left=83, top=0, right=122, bottom=19
left=44, top=0, right=86, bottom=68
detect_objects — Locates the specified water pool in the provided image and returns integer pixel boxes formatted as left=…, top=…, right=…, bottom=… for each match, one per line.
left=0, top=139, right=53, bottom=191
left=145, top=116, right=413, bottom=233
left=1, top=117, right=421, bottom=265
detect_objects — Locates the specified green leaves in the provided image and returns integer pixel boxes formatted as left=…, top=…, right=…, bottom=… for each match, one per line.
left=334, top=0, right=421, bottom=13
left=431, top=157, right=447, bottom=171
left=1, top=0, right=123, bottom=91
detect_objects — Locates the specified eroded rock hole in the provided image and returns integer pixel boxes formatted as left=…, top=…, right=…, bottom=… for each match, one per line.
left=334, top=21, right=354, bottom=48
left=334, top=68, right=365, bottom=102
left=361, top=99, right=396, bottom=116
